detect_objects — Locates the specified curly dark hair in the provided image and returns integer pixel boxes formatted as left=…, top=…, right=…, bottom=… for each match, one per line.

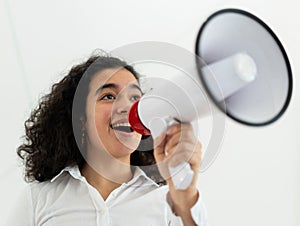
left=17, top=52, right=165, bottom=185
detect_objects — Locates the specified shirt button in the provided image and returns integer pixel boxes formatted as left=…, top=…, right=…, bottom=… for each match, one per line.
left=99, top=208, right=106, bottom=215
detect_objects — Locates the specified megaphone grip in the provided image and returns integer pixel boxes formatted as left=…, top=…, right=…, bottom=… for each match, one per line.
left=169, top=162, right=194, bottom=190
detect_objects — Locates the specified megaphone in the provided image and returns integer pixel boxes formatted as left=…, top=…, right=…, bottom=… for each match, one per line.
left=127, top=8, right=293, bottom=190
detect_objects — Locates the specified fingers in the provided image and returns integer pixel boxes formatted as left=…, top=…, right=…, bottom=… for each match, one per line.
left=153, top=122, right=202, bottom=182
left=165, top=123, right=197, bottom=152
left=165, top=123, right=202, bottom=174
left=166, top=123, right=194, bottom=138
left=167, top=142, right=195, bottom=167
left=159, top=124, right=201, bottom=162
left=167, top=141, right=201, bottom=165
left=154, top=123, right=193, bottom=157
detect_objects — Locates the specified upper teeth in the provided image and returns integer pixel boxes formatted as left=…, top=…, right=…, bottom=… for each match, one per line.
left=112, top=122, right=131, bottom=128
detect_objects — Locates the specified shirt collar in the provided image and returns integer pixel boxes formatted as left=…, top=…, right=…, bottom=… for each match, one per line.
left=126, top=166, right=159, bottom=187
left=50, top=165, right=159, bottom=187
left=50, top=165, right=83, bottom=183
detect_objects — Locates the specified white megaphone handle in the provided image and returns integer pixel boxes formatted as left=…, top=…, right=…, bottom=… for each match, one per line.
left=169, top=162, right=194, bottom=190
left=149, top=117, right=194, bottom=190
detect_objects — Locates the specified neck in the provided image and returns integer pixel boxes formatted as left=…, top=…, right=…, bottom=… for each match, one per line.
left=81, top=163, right=133, bottom=200
left=80, top=149, right=133, bottom=200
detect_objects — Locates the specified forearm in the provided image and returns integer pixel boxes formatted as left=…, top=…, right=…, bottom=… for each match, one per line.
left=168, top=186, right=199, bottom=225
left=175, top=209, right=197, bottom=226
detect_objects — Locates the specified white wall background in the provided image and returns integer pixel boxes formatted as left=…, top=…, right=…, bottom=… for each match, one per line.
left=1, top=0, right=299, bottom=225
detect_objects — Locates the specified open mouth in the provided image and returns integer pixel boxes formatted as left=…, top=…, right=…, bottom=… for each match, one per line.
left=110, top=122, right=134, bottom=133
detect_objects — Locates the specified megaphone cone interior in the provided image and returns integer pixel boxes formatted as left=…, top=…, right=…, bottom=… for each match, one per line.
left=195, top=8, right=293, bottom=126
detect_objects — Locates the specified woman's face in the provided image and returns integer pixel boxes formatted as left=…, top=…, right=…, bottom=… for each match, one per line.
left=85, top=68, right=142, bottom=162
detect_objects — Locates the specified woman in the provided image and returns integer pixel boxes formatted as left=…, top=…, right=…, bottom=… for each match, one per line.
left=9, top=53, right=207, bottom=225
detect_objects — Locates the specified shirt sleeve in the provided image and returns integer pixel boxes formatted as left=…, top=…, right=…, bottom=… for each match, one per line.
left=190, top=191, right=208, bottom=226
left=5, top=185, right=35, bottom=226
left=166, top=190, right=208, bottom=226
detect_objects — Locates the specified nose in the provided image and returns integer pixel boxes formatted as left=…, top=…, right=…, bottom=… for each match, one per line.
left=114, top=96, right=132, bottom=115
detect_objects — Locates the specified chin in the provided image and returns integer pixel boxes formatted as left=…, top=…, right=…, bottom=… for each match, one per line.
left=112, top=131, right=141, bottom=150
left=116, top=137, right=140, bottom=152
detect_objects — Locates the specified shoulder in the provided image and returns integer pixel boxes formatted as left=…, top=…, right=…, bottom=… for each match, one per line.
left=24, top=170, right=81, bottom=207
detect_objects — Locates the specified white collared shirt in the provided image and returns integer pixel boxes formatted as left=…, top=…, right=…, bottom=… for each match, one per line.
left=6, top=165, right=208, bottom=226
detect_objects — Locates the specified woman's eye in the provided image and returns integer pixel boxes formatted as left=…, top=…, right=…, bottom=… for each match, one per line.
left=131, top=95, right=141, bottom=101
left=101, top=94, right=116, bottom=101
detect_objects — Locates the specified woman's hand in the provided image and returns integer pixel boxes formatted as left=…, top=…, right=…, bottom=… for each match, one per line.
left=153, top=123, right=202, bottom=223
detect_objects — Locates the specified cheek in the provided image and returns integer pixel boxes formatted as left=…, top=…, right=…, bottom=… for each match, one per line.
left=94, top=106, right=112, bottom=136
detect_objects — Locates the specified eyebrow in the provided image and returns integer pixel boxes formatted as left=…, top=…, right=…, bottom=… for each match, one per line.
left=95, top=83, right=142, bottom=95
